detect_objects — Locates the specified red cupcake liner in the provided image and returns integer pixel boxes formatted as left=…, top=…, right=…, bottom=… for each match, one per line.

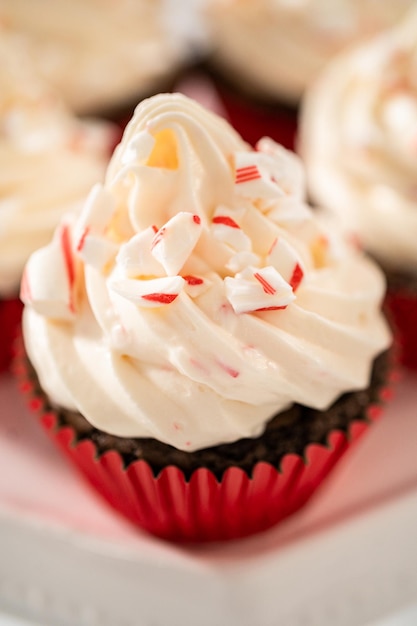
left=0, top=297, right=23, bottom=373
left=384, top=289, right=417, bottom=370
left=16, top=348, right=394, bottom=542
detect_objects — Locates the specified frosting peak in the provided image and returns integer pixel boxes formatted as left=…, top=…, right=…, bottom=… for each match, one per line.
left=23, top=94, right=391, bottom=451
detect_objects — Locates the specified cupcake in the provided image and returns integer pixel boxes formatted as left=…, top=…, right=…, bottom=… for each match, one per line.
left=300, top=8, right=417, bottom=368
left=21, top=93, right=391, bottom=542
left=0, top=31, right=114, bottom=371
left=202, top=0, right=412, bottom=149
left=0, top=0, right=192, bottom=118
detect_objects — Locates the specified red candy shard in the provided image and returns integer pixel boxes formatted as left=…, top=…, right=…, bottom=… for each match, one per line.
left=76, top=226, right=90, bottom=252
left=141, top=293, right=178, bottom=304
left=183, top=275, right=204, bottom=286
left=212, top=215, right=240, bottom=229
left=235, top=165, right=261, bottom=184
left=289, top=263, right=304, bottom=291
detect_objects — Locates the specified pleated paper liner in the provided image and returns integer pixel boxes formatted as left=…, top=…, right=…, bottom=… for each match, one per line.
left=0, top=297, right=23, bottom=373
left=15, top=349, right=395, bottom=543
left=384, top=288, right=417, bottom=370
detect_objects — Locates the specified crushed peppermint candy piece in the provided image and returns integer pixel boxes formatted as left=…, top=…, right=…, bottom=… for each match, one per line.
left=267, top=237, right=304, bottom=291
left=224, top=266, right=295, bottom=314
left=74, top=184, right=115, bottom=252
left=78, top=235, right=119, bottom=271
left=20, top=223, right=77, bottom=320
left=117, top=227, right=164, bottom=278
left=256, top=138, right=305, bottom=200
left=151, top=212, right=203, bottom=276
left=211, top=206, right=251, bottom=252
left=110, top=275, right=185, bottom=308
left=234, top=151, right=284, bottom=202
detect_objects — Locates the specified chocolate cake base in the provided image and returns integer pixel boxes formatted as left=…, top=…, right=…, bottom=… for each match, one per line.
left=26, top=351, right=390, bottom=481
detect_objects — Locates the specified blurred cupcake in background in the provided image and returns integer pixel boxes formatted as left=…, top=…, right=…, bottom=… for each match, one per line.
left=0, top=0, right=193, bottom=119
left=0, top=30, right=114, bottom=371
left=203, top=0, right=413, bottom=149
left=300, top=7, right=417, bottom=369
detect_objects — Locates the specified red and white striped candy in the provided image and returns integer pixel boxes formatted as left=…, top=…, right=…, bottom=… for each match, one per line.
left=117, top=227, right=164, bottom=278
left=267, top=237, right=304, bottom=291
left=151, top=212, right=203, bottom=276
left=110, top=275, right=185, bottom=308
left=20, top=223, right=77, bottom=320
left=74, top=183, right=117, bottom=272
left=224, top=266, right=295, bottom=314
left=211, top=206, right=251, bottom=252
left=234, top=151, right=284, bottom=202
left=256, top=138, right=305, bottom=200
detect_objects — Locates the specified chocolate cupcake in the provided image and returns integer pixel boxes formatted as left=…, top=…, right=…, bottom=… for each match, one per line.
left=300, top=7, right=417, bottom=368
left=21, top=94, right=392, bottom=541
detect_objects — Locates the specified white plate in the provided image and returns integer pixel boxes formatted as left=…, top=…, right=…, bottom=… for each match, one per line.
left=1, top=370, right=417, bottom=626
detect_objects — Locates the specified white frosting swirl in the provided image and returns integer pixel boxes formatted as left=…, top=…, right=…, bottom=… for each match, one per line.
left=0, top=32, right=115, bottom=296
left=301, top=8, right=417, bottom=273
left=0, top=0, right=189, bottom=114
left=22, top=93, right=390, bottom=451
left=206, top=0, right=413, bottom=102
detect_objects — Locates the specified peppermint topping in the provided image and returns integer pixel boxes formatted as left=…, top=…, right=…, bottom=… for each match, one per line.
left=110, top=276, right=185, bottom=308
left=211, top=206, right=251, bottom=252
left=20, top=222, right=78, bottom=320
left=224, top=266, right=295, bottom=314
left=117, top=227, right=164, bottom=278
left=151, top=212, right=203, bottom=276
left=267, top=237, right=305, bottom=290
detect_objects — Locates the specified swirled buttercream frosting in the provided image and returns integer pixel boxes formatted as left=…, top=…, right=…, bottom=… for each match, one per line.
left=22, top=93, right=391, bottom=451
left=0, top=31, right=114, bottom=296
left=301, top=8, right=417, bottom=273
left=206, top=0, right=413, bottom=102
left=0, top=0, right=189, bottom=114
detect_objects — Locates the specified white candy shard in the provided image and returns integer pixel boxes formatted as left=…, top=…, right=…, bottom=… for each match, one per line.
left=110, top=275, right=185, bottom=308
left=225, top=266, right=295, bottom=314
left=256, top=138, right=305, bottom=200
left=21, top=224, right=76, bottom=321
left=211, top=206, right=251, bottom=252
left=117, top=227, right=164, bottom=278
left=151, top=212, right=203, bottom=276
left=234, top=150, right=284, bottom=201
left=78, top=235, right=119, bottom=271
left=75, top=184, right=116, bottom=248
left=267, top=237, right=304, bottom=290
